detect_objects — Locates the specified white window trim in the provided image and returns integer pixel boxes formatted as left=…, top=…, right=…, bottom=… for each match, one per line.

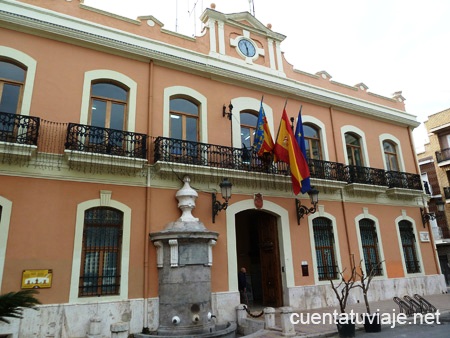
left=379, top=133, right=405, bottom=172
left=354, top=208, right=387, bottom=279
left=394, top=211, right=425, bottom=277
left=69, top=198, right=131, bottom=303
left=163, top=86, right=208, bottom=144
left=308, top=206, right=343, bottom=285
left=302, top=115, right=330, bottom=161
left=341, top=125, right=370, bottom=167
left=0, top=46, right=36, bottom=116
left=0, top=196, right=12, bottom=292
left=230, top=97, right=274, bottom=149
left=80, top=70, right=137, bottom=132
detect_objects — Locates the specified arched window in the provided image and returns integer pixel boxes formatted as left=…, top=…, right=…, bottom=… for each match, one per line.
left=90, top=82, right=128, bottom=131
left=383, top=140, right=399, bottom=171
left=345, top=132, right=364, bottom=166
left=398, top=220, right=421, bottom=274
left=313, top=217, right=338, bottom=280
left=170, top=97, right=199, bottom=142
left=0, top=59, right=26, bottom=115
left=240, top=111, right=258, bottom=148
left=359, top=219, right=382, bottom=276
left=79, top=207, right=123, bottom=297
left=304, top=124, right=322, bottom=160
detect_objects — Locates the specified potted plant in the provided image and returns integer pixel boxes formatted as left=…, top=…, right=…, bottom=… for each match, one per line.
left=329, top=266, right=357, bottom=338
left=354, top=260, right=383, bottom=333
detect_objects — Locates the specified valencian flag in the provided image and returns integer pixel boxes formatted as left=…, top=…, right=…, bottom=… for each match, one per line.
left=274, top=108, right=310, bottom=195
left=295, top=106, right=312, bottom=194
left=253, top=99, right=274, bottom=156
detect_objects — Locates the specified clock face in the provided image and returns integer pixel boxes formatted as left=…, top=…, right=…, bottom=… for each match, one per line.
left=238, top=38, right=256, bottom=57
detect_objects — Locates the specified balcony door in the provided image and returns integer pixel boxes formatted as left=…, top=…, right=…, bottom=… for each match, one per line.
left=88, top=82, right=128, bottom=149
left=0, top=59, right=26, bottom=141
left=169, top=97, right=199, bottom=159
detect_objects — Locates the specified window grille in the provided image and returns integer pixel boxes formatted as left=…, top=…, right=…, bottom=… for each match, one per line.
left=399, top=220, right=421, bottom=274
left=313, top=217, right=338, bottom=280
left=359, top=219, right=382, bottom=276
left=79, top=207, right=123, bottom=297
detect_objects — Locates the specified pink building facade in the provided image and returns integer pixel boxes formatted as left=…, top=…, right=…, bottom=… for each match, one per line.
left=0, top=0, right=445, bottom=336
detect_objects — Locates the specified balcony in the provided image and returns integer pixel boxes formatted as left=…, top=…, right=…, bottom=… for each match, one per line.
left=153, top=137, right=423, bottom=192
left=436, top=148, right=450, bottom=166
left=64, top=123, right=148, bottom=169
left=0, top=111, right=40, bottom=157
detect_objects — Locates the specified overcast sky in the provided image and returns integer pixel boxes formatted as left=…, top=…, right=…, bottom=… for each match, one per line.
left=84, top=0, right=450, bottom=150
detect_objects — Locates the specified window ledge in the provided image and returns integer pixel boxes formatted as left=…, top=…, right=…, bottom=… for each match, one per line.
left=64, top=150, right=147, bottom=169
left=437, top=159, right=450, bottom=167
left=0, top=141, right=37, bottom=158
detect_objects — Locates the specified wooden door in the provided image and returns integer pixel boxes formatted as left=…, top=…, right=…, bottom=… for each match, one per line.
left=258, top=214, right=283, bottom=307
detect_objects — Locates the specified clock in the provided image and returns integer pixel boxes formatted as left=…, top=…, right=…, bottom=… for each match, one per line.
left=238, top=38, right=256, bottom=57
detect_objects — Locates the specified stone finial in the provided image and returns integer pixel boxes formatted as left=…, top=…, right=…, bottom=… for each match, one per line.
left=267, top=23, right=272, bottom=30
left=211, top=3, right=216, bottom=9
left=175, top=176, right=199, bottom=222
left=392, top=91, right=406, bottom=103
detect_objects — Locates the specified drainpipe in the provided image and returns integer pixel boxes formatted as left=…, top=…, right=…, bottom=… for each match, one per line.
left=143, top=60, right=155, bottom=330
left=329, top=106, right=354, bottom=270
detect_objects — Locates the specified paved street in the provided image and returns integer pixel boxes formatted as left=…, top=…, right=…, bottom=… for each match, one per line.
left=338, top=311, right=450, bottom=337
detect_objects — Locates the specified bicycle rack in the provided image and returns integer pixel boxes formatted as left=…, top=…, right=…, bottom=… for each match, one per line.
left=403, top=295, right=423, bottom=313
left=413, top=294, right=437, bottom=313
left=393, top=296, right=414, bottom=315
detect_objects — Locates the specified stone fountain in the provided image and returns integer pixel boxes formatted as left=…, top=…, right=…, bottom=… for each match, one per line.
left=136, top=176, right=236, bottom=338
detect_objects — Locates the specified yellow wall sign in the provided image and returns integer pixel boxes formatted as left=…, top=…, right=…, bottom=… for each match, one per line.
left=21, top=269, right=53, bottom=289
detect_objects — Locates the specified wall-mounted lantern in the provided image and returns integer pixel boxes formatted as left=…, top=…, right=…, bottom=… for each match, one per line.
left=212, top=178, right=232, bottom=223
left=295, top=188, right=319, bottom=225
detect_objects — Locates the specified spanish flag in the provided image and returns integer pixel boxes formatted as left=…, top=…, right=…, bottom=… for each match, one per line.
left=274, top=109, right=310, bottom=195
left=253, top=100, right=274, bottom=156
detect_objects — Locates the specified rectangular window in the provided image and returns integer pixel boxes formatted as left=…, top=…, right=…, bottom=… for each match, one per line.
left=79, top=207, right=123, bottom=297
left=313, top=218, right=338, bottom=280
left=359, top=219, right=383, bottom=276
left=399, top=221, right=421, bottom=274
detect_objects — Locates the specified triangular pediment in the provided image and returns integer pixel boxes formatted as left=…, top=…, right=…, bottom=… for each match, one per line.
left=201, top=9, right=286, bottom=42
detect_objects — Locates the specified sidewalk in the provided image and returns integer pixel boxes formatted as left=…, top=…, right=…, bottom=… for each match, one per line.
left=242, top=292, right=450, bottom=337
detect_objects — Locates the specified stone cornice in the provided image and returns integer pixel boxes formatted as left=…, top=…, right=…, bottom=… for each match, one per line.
left=0, top=0, right=419, bottom=128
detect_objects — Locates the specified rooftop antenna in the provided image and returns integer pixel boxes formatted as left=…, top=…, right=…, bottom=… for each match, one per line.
left=175, top=0, right=179, bottom=32
left=188, top=0, right=201, bottom=36
left=248, top=0, right=255, bottom=16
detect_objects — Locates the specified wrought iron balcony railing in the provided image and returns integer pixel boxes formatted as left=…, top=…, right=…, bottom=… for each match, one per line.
left=345, top=165, right=387, bottom=186
left=386, top=171, right=423, bottom=190
left=154, top=136, right=289, bottom=174
left=65, top=123, right=147, bottom=159
left=436, top=147, right=450, bottom=163
left=153, top=137, right=423, bottom=191
left=309, top=158, right=346, bottom=181
left=0, top=111, right=40, bottom=146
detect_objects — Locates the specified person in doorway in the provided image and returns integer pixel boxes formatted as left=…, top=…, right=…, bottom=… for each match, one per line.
left=238, top=267, right=248, bottom=304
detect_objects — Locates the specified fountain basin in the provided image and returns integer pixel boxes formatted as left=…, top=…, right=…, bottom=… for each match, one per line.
left=135, top=321, right=237, bottom=338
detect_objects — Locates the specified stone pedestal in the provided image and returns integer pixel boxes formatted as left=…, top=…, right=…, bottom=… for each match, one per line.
left=150, top=176, right=220, bottom=336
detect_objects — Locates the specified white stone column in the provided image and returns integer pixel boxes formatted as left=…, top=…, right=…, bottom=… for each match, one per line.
left=280, top=307, right=295, bottom=337
left=110, top=322, right=129, bottom=338
left=264, top=307, right=276, bottom=329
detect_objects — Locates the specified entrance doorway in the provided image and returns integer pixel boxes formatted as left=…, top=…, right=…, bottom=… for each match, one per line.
left=235, top=210, right=283, bottom=307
